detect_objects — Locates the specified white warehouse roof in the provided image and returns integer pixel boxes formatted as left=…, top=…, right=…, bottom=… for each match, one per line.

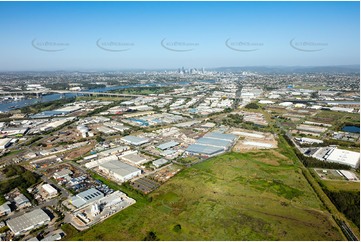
left=42, top=184, right=58, bottom=195
left=0, top=138, right=12, bottom=149
left=121, top=136, right=149, bottom=145
left=326, top=148, right=360, bottom=168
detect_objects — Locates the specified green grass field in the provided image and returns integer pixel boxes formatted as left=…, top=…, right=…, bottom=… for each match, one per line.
left=65, top=144, right=343, bottom=241
left=320, top=179, right=360, bottom=192
left=311, top=169, right=360, bottom=193
left=311, top=110, right=360, bottom=127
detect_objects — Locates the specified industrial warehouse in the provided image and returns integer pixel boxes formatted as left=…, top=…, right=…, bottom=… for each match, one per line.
left=312, top=147, right=360, bottom=168
left=121, top=135, right=149, bottom=146
left=70, top=188, right=104, bottom=208
left=98, top=159, right=142, bottom=182
left=186, top=132, right=238, bottom=157
left=6, top=209, right=51, bottom=236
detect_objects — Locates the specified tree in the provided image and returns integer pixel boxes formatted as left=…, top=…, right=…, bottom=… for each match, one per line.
left=143, top=231, right=159, bottom=241
left=244, top=103, right=259, bottom=109
left=95, top=136, right=105, bottom=143
left=173, top=224, right=182, bottom=232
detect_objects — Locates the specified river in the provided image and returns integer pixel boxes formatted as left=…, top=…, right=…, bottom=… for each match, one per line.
left=0, top=80, right=215, bottom=113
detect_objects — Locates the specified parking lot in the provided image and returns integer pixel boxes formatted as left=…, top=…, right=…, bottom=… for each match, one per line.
left=130, top=177, right=160, bottom=194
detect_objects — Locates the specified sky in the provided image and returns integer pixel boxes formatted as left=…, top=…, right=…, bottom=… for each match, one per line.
left=0, top=1, right=359, bottom=71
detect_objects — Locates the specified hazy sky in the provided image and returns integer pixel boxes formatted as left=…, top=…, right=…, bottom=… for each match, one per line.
left=0, top=1, right=359, bottom=71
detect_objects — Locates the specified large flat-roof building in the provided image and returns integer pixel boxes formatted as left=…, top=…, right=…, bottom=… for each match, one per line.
left=6, top=209, right=51, bottom=236
left=70, top=188, right=104, bottom=209
left=98, top=146, right=129, bottom=156
left=152, top=158, right=169, bottom=168
left=186, top=144, right=224, bottom=156
left=186, top=132, right=237, bottom=157
left=121, top=152, right=147, bottom=165
left=325, top=148, right=360, bottom=168
left=98, top=160, right=141, bottom=182
left=203, top=132, right=237, bottom=142
left=312, top=147, right=360, bottom=168
left=53, top=168, right=73, bottom=179
left=156, top=141, right=179, bottom=150
left=121, top=135, right=149, bottom=146
left=0, top=138, right=12, bottom=149
left=196, top=137, right=231, bottom=149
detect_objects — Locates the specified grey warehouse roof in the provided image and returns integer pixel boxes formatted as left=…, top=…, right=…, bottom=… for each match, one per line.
left=14, top=194, right=30, bottom=205
left=100, top=160, right=140, bottom=177
left=70, top=188, right=104, bottom=208
left=186, top=144, right=224, bottom=155
left=121, top=135, right=149, bottom=145
left=153, top=158, right=169, bottom=167
left=203, top=132, right=237, bottom=142
left=0, top=203, right=11, bottom=213
left=7, top=209, right=51, bottom=235
left=157, top=141, right=179, bottom=150
left=196, top=137, right=230, bottom=149
left=42, top=233, right=62, bottom=241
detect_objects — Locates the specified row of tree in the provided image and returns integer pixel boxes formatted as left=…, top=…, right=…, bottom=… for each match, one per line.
left=324, top=189, right=360, bottom=228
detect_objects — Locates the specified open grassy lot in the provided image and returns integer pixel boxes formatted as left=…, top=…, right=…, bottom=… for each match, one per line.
left=66, top=149, right=343, bottom=240
left=75, top=96, right=128, bottom=102
left=311, top=169, right=360, bottom=193
left=310, top=110, right=360, bottom=127
left=321, top=180, right=360, bottom=192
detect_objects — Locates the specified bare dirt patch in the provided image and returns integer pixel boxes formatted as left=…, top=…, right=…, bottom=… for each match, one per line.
left=65, top=144, right=95, bottom=160
left=230, top=128, right=278, bottom=152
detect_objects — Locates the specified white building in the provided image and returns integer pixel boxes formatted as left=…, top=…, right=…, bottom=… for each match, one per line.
left=42, top=184, right=58, bottom=197
left=295, top=137, right=324, bottom=144
left=121, top=136, right=149, bottom=146
left=98, top=160, right=141, bottom=182
left=0, top=138, right=12, bottom=149
left=326, top=148, right=360, bottom=168
left=339, top=170, right=358, bottom=181
left=53, top=168, right=73, bottom=179
left=279, top=102, right=293, bottom=107
left=91, top=203, right=100, bottom=216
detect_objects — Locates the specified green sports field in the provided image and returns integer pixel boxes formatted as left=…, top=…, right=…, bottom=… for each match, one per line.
left=66, top=144, right=343, bottom=240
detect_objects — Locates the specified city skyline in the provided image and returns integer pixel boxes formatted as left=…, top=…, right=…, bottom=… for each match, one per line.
left=0, top=1, right=359, bottom=71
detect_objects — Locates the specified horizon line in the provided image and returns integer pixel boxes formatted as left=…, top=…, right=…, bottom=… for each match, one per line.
left=0, top=64, right=360, bottom=73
